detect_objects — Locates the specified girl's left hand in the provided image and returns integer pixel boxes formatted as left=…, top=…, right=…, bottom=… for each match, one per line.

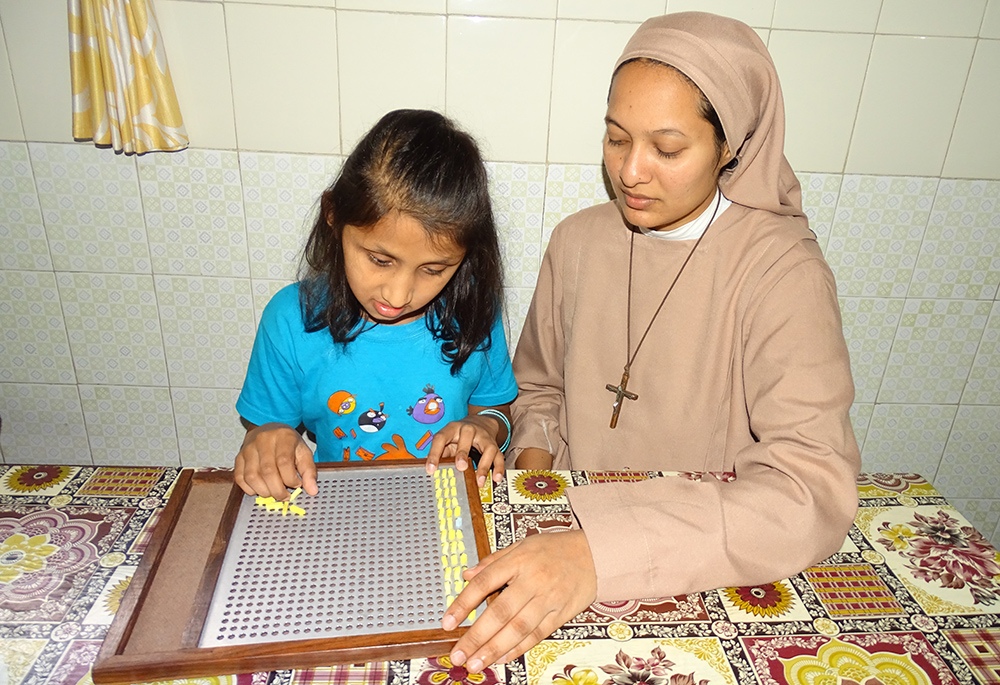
left=427, top=410, right=508, bottom=487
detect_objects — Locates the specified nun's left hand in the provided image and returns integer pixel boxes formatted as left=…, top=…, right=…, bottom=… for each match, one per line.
left=440, top=529, right=597, bottom=673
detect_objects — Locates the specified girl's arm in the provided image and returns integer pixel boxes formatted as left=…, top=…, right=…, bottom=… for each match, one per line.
left=513, top=448, right=554, bottom=470
left=234, top=419, right=318, bottom=500
left=425, top=403, right=512, bottom=488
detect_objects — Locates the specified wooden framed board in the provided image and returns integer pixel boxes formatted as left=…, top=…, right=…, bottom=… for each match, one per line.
left=91, top=460, right=492, bottom=684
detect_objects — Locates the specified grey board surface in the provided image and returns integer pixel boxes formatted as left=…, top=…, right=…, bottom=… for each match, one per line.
left=199, top=464, right=481, bottom=647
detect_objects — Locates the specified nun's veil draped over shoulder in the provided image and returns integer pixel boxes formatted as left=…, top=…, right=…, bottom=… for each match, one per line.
left=615, top=12, right=805, bottom=222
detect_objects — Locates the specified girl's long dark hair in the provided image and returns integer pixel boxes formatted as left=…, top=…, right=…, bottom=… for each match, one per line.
left=299, top=109, right=504, bottom=374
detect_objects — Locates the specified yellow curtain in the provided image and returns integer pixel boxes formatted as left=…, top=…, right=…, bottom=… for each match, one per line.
left=68, top=0, right=188, bottom=155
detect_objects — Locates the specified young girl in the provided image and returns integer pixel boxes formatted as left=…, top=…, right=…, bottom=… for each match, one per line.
left=234, top=109, right=517, bottom=500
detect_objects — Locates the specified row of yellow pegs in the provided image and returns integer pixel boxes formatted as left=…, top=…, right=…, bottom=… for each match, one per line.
left=433, top=468, right=474, bottom=620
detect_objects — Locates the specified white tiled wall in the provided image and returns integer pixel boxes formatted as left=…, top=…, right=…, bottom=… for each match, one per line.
left=1, top=0, right=999, bottom=547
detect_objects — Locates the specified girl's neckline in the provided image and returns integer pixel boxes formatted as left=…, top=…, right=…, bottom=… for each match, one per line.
left=352, top=314, right=431, bottom=341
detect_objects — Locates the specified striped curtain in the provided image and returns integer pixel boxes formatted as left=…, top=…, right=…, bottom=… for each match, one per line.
left=68, top=0, right=188, bottom=155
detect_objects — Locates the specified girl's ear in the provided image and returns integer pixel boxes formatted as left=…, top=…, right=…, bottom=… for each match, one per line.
left=326, top=210, right=335, bottom=227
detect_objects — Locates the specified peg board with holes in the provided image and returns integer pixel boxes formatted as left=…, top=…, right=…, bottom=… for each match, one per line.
left=200, top=463, right=485, bottom=646
left=91, top=461, right=492, bottom=684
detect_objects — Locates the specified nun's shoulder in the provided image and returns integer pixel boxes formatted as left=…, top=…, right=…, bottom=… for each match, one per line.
left=715, top=203, right=817, bottom=250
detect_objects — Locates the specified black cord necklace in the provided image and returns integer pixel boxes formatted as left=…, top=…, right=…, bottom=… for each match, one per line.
left=605, top=191, right=723, bottom=428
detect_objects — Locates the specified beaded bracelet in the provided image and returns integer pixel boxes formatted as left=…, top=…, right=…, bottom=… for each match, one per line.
left=476, top=408, right=511, bottom=453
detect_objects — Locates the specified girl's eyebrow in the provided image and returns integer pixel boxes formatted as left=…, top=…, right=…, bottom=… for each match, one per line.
left=605, top=116, right=686, bottom=138
left=367, top=242, right=464, bottom=267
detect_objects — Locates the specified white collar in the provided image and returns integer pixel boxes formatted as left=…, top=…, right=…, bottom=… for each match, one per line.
left=638, top=189, right=731, bottom=241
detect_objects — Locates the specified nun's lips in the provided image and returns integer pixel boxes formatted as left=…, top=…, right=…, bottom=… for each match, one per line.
left=622, top=191, right=656, bottom=210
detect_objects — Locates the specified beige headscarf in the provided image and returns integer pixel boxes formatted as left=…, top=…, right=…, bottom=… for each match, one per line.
left=615, top=12, right=804, bottom=220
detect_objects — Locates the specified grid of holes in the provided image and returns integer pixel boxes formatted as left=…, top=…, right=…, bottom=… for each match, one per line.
left=207, top=469, right=447, bottom=643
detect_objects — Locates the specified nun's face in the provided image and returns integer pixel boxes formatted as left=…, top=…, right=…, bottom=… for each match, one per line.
left=603, top=60, right=730, bottom=232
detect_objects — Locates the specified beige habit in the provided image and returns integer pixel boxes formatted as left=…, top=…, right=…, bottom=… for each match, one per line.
left=510, top=12, right=861, bottom=601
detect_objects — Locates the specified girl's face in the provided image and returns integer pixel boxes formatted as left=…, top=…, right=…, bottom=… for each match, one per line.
left=603, top=60, right=730, bottom=232
left=342, top=211, right=466, bottom=326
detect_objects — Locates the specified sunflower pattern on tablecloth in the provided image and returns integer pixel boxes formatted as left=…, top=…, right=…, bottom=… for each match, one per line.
left=412, top=655, right=501, bottom=685
left=508, top=470, right=571, bottom=504
left=0, top=465, right=77, bottom=496
left=718, top=580, right=812, bottom=623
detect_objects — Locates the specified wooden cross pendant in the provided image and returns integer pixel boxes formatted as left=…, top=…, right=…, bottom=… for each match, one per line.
left=605, top=367, right=639, bottom=429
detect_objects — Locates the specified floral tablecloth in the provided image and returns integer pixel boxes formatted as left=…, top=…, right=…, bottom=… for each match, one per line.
left=1, top=466, right=998, bottom=685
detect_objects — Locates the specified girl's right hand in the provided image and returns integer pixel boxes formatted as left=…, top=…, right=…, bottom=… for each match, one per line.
left=426, top=415, right=506, bottom=488
left=234, top=422, right=319, bottom=499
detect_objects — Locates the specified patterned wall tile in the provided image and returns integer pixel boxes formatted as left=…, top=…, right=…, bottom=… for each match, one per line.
left=860, top=403, right=956, bottom=478
left=79, top=385, right=180, bottom=466
left=797, top=171, right=843, bottom=254
left=542, top=164, right=612, bottom=247
left=57, top=273, right=168, bottom=387
left=487, top=162, right=545, bottom=289
left=138, top=149, right=249, bottom=277
left=171, top=387, right=242, bottom=468
left=839, top=297, right=903, bottom=403
left=0, top=271, right=75, bottom=384
left=503, top=286, right=535, bottom=356
left=29, top=142, right=149, bottom=273
left=251, top=278, right=294, bottom=327
left=963, top=301, right=1000, bottom=405
left=240, top=151, right=344, bottom=281
left=849, top=402, right=873, bottom=452
left=825, top=175, right=937, bottom=297
left=0, top=383, right=91, bottom=465
left=936, top=405, right=1000, bottom=500
left=909, top=179, right=1000, bottom=300
left=0, top=141, right=51, bottom=270
left=878, top=298, right=991, bottom=404
left=948, top=498, right=1000, bottom=549
left=154, top=276, right=256, bottom=389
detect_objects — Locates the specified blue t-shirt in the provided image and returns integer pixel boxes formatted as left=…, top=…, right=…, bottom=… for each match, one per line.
left=237, top=284, right=518, bottom=462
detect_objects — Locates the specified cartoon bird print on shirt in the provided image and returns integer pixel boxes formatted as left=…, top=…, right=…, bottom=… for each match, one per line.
left=358, top=403, right=389, bottom=433
left=328, top=390, right=357, bottom=416
left=407, top=385, right=445, bottom=424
